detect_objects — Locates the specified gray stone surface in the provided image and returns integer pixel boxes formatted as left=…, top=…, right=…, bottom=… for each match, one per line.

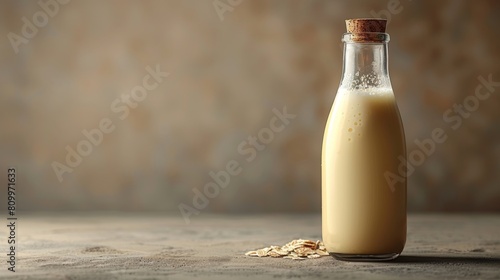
left=1, top=213, right=499, bottom=279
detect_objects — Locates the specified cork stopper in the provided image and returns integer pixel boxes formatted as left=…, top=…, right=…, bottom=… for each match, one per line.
left=345, top=18, right=387, bottom=33
left=344, top=18, right=388, bottom=42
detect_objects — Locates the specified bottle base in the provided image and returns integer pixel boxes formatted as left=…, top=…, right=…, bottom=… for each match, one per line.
left=331, top=252, right=400, bottom=262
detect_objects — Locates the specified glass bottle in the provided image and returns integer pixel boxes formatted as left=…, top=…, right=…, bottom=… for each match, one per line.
left=321, top=18, right=406, bottom=261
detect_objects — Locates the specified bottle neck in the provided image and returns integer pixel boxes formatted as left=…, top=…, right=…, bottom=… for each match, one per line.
left=339, top=33, right=391, bottom=91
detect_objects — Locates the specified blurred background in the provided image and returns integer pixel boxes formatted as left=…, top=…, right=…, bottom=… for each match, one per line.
left=0, top=0, right=499, bottom=213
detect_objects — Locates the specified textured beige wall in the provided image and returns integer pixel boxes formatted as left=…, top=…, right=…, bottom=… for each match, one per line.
left=1, top=0, right=499, bottom=212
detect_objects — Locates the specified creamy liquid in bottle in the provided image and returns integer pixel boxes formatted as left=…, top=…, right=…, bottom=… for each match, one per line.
left=322, top=19, right=406, bottom=261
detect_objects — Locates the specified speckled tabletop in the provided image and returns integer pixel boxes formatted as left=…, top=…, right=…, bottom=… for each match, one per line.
left=1, top=213, right=499, bottom=279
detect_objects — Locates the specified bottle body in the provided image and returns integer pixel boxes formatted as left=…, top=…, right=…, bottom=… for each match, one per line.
left=321, top=32, right=406, bottom=261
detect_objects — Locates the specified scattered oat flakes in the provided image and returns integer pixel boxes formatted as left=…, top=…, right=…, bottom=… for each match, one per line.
left=315, top=249, right=330, bottom=256
left=245, top=239, right=329, bottom=260
left=267, top=250, right=281, bottom=258
left=307, top=254, right=321, bottom=259
left=256, top=248, right=270, bottom=257
left=245, top=250, right=258, bottom=257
